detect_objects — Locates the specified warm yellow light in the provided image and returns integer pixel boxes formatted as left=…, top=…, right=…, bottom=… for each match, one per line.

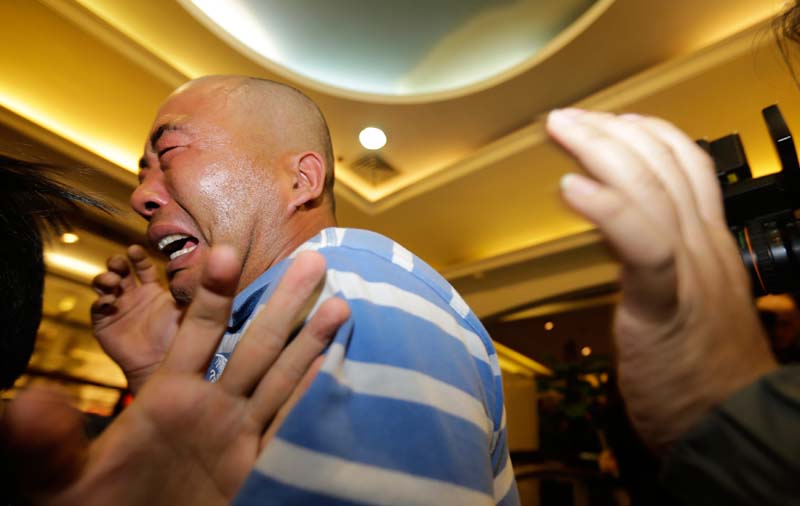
left=57, top=296, right=78, bottom=313
left=359, top=127, right=387, bottom=150
left=494, top=341, right=552, bottom=377
left=45, top=252, right=104, bottom=279
left=60, top=232, right=80, bottom=244
left=0, top=90, right=138, bottom=173
left=580, top=346, right=592, bottom=357
left=544, top=321, right=554, bottom=331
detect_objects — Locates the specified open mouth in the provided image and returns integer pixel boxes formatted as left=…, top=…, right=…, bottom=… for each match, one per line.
left=158, top=234, right=199, bottom=261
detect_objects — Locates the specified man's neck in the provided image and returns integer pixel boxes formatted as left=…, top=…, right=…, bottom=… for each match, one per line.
left=236, top=212, right=337, bottom=294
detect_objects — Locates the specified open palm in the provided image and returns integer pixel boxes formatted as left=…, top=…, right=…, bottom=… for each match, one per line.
left=6, top=249, right=348, bottom=505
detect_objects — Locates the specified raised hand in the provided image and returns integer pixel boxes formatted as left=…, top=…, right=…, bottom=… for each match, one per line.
left=91, top=245, right=182, bottom=393
left=6, top=248, right=349, bottom=505
left=547, top=109, right=778, bottom=451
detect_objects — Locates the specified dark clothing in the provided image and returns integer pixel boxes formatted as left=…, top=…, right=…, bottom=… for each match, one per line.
left=662, top=366, right=800, bottom=505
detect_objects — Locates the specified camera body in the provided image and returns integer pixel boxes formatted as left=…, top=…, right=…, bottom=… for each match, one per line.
left=698, top=105, right=800, bottom=295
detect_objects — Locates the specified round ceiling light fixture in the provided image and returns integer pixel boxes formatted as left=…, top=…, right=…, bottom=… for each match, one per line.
left=359, top=127, right=387, bottom=150
left=57, top=295, right=78, bottom=313
left=61, top=232, right=79, bottom=244
left=181, top=0, right=603, bottom=101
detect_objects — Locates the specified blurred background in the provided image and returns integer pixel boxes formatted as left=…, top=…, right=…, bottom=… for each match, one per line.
left=2, top=1, right=800, bottom=504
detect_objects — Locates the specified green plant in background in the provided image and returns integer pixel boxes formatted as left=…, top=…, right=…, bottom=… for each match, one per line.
left=537, top=353, right=613, bottom=462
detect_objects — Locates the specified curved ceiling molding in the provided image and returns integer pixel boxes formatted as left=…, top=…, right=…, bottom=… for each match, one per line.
left=178, top=0, right=610, bottom=104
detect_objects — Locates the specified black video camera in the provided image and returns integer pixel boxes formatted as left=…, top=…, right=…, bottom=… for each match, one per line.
left=698, top=104, right=800, bottom=296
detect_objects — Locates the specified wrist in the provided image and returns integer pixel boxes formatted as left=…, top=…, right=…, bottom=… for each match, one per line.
left=125, top=363, right=161, bottom=395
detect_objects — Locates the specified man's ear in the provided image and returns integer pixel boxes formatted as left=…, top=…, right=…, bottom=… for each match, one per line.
left=288, top=151, right=326, bottom=210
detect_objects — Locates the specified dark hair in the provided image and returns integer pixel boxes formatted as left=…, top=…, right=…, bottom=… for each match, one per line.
left=0, top=155, right=106, bottom=389
left=774, top=1, right=800, bottom=82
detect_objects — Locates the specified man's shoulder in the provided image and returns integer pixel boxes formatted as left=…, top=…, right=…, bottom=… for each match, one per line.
left=294, top=228, right=420, bottom=272
left=301, top=228, right=475, bottom=321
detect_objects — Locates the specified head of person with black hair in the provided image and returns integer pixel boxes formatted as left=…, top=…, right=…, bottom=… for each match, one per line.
left=0, top=155, right=105, bottom=389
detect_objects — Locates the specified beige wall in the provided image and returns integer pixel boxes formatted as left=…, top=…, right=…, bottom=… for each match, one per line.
left=502, top=372, right=539, bottom=452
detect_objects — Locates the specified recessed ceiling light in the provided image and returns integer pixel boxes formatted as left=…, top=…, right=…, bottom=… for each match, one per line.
left=544, top=321, right=554, bottom=331
left=61, top=232, right=79, bottom=244
left=580, top=346, right=592, bottom=357
left=359, top=127, right=387, bottom=150
left=57, top=296, right=78, bottom=313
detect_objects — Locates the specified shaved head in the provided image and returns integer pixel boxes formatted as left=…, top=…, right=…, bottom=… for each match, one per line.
left=134, top=75, right=339, bottom=303
left=173, top=76, right=336, bottom=212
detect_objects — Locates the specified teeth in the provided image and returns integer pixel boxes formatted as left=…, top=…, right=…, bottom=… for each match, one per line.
left=170, top=244, right=197, bottom=261
left=158, top=234, right=190, bottom=252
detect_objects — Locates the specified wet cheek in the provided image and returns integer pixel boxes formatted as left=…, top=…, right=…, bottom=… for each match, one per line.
left=196, top=160, right=271, bottom=233
left=197, top=166, right=240, bottom=227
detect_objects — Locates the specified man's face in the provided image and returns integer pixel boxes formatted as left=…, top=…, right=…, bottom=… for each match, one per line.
left=132, top=83, right=288, bottom=304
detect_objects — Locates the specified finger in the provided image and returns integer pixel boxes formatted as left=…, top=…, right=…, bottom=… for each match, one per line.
left=1, top=387, right=88, bottom=495
left=640, top=124, right=747, bottom=293
left=248, top=297, right=349, bottom=426
left=219, top=250, right=328, bottom=395
left=160, top=245, right=241, bottom=373
left=585, top=113, right=701, bottom=233
left=106, top=254, right=137, bottom=292
left=127, top=245, right=161, bottom=284
left=617, top=115, right=736, bottom=288
left=560, top=172, right=678, bottom=318
left=90, top=294, right=119, bottom=320
left=260, top=355, right=325, bottom=450
left=547, top=109, right=680, bottom=235
left=633, top=115, right=726, bottom=227
left=91, top=271, right=123, bottom=297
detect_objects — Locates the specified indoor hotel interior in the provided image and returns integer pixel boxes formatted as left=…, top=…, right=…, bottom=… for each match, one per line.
left=1, top=1, right=798, bottom=504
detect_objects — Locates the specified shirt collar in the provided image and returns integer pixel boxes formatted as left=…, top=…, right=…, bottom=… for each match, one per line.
left=227, top=228, right=330, bottom=331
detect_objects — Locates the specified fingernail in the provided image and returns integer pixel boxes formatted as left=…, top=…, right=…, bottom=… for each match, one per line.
left=550, top=108, right=584, bottom=121
left=560, top=173, right=598, bottom=196
left=560, top=108, right=585, bottom=117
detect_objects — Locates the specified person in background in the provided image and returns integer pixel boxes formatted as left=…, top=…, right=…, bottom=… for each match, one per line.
left=758, top=294, right=800, bottom=364
left=545, top=3, right=800, bottom=503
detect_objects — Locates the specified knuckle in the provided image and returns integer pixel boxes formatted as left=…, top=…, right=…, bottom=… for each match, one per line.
left=628, top=163, right=665, bottom=194
left=272, top=359, right=305, bottom=383
left=248, top=332, right=286, bottom=359
left=580, top=127, right=615, bottom=148
left=597, top=192, right=629, bottom=224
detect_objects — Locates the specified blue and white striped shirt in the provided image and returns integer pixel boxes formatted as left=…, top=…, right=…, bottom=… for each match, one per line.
left=210, top=228, right=519, bottom=505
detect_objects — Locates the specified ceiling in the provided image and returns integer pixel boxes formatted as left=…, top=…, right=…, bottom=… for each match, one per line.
left=0, top=0, right=796, bottom=386
left=181, top=0, right=599, bottom=99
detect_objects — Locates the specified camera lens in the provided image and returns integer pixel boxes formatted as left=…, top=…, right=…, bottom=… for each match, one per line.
left=733, top=212, right=800, bottom=295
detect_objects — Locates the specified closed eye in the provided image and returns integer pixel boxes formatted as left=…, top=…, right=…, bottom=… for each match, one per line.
left=158, top=146, right=179, bottom=157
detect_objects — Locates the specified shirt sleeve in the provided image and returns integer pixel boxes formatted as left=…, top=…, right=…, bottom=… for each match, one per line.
left=661, top=365, right=800, bottom=505
left=233, top=249, right=519, bottom=506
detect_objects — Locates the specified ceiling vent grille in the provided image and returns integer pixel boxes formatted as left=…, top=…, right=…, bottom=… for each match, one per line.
left=348, top=153, right=399, bottom=186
